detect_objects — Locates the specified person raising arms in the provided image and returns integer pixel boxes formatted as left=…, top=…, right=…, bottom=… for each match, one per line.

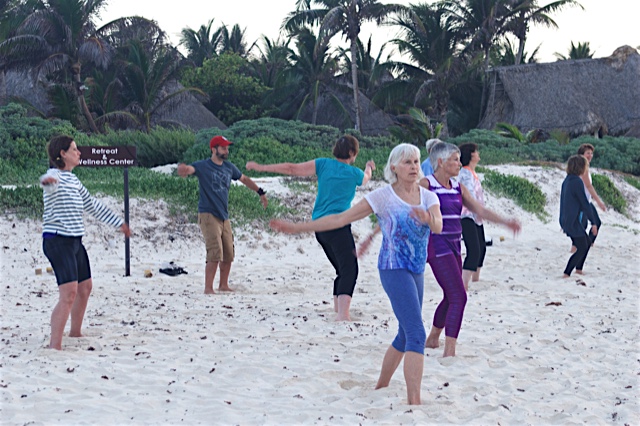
left=178, top=135, right=267, bottom=294
left=246, top=135, right=374, bottom=321
left=40, top=135, right=131, bottom=350
left=420, top=142, right=520, bottom=357
left=271, top=144, right=442, bottom=405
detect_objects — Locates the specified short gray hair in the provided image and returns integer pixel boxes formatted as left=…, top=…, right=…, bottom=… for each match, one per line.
left=384, top=143, right=422, bottom=184
left=430, top=142, right=460, bottom=171
left=425, top=138, right=442, bottom=153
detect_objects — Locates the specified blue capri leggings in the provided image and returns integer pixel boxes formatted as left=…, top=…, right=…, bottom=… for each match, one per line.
left=379, top=269, right=426, bottom=354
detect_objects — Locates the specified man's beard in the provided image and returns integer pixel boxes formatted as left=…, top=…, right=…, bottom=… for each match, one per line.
left=216, top=151, right=228, bottom=160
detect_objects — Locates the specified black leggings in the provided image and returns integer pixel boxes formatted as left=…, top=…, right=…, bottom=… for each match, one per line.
left=564, top=234, right=591, bottom=276
left=580, top=202, right=602, bottom=244
left=461, top=218, right=486, bottom=272
left=315, top=225, right=358, bottom=297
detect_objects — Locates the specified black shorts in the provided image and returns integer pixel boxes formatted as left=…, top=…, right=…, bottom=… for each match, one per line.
left=43, top=235, right=91, bottom=285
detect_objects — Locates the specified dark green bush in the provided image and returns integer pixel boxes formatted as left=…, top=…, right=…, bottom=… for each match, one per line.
left=481, top=169, right=547, bottom=219
left=592, top=174, right=627, bottom=214
left=0, top=103, right=78, bottom=168
left=181, top=127, right=392, bottom=180
left=0, top=186, right=44, bottom=218
left=623, top=175, right=640, bottom=191
left=448, top=129, right=640, bottom=175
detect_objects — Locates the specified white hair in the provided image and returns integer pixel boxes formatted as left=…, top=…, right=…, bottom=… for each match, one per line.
left=429, top=142, right=460, bottom=171
left=425, top=138, right=442, bottom=153
left=384, top=143, right=423, bottom=184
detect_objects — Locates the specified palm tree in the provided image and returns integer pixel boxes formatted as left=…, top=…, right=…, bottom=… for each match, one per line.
left=554, top=40, right=594, bottom=60
left=91, top=17, right=173, bottom=131
left=250, top=35, right=293, bottom=88
left=442, top=0, right=514, bottom=121
left=283, top=0, right=405, bottom=132
left=0, top=0, right=113, bottom=133
left=336, top=35, right=393, bottom=100
left=118, top=39, right=204, bottom=132
left=505, top=0, right=582, bottom=65
left=179, top=19, right=222, bottom=66
left=217, top=23, right=251, bottom=57
left=491, top=38, right=540, bottom=65
left=384, top=3, right=469, bottom=137
left=269, top=27, right=346, bottom=125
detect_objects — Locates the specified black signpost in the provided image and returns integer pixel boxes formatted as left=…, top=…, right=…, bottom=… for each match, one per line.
left=78, top=146, right=137, bottom=276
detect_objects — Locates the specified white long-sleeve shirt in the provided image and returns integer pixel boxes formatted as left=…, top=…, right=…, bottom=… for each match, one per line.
left=41, top=169, right=123, bottom=237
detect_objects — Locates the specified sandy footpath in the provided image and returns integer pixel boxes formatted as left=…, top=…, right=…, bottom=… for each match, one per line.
left=1, top=165, right=638, bottom=425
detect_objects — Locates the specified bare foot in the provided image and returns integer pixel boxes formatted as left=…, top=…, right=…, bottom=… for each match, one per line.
left=218, top=286, right=234, bottom=292
left=335, top=315, right=351, bottom=322
left=425, top=337, right=440, bottom=349
left=48, top=345, right=62, bottom=350
left=204, top=289, right=216, bottom=294
left=562, top=274, right=570, bottom=278
left=570, top=245, right=577, bottom=253
left=575, top=270, right=584, bottom=275
left=68, top=332, right=84, bottom=338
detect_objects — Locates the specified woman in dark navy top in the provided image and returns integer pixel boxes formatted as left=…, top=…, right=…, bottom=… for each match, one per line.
left=560, top=155, right=598, bottom=277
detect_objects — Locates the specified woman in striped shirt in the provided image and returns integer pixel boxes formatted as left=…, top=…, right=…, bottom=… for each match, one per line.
left=420, top=142, right=520, bottom=357
left=40, top=135, right=131, bottom=350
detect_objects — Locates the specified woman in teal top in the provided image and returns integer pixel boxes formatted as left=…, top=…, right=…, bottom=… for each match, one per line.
left=246, top=135, right=375, bottom=320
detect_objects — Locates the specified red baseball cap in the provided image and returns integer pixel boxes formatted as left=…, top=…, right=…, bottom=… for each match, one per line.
left=210, top=135, right=233, bottom=148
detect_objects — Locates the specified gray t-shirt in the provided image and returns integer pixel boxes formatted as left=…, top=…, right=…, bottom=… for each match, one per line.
left=192, top=159, right=242, bottom=220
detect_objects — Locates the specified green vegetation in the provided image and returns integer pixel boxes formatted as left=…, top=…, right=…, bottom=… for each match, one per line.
left=2, top=102, right=638, bottom=225
left=592, top=174, right=627, bottom=215
left=0, top=167, right=292, bottom=225
left=449, top=130, right=640, bottom=176
left=623, top=175, right=640, bottom=191
left=480, top=169, right=548, bottom=220
left=181, top=53, right=269, bottom=124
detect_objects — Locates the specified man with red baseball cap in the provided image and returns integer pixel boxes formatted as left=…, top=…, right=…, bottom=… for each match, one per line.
left=177, top=135, right=268, bottom=294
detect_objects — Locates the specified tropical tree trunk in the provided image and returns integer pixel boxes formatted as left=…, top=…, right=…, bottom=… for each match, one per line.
left=72, top=64, right=100, bottom=134
left=350, top=36, right=362, bottom=133
left=312, top=81, right=319, bottom=125
left=515, top=37, right=525, bottom=65
left=478, top=50, right=491, bottom=122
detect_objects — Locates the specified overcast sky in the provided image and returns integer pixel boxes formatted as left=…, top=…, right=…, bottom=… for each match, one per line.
left=97, top=0, right=638, bottom=63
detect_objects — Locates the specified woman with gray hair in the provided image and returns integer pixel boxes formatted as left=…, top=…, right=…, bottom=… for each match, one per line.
left=421, top=142, right=521, bottom=357
left=271, top=143, right=442, bottom=405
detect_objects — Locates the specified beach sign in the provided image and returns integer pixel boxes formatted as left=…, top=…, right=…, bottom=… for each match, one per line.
left=78, top=146, right=137, bottom=277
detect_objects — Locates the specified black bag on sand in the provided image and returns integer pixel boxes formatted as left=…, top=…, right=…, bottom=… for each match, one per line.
left=159, top=262, right=188, bottom=276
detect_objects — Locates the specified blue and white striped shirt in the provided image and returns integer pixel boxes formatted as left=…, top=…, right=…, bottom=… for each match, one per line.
left=41, top=169, right=123, bottom=237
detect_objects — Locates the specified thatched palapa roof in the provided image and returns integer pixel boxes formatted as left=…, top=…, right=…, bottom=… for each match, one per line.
left=479, top=46, right=640, bottom=137
left=298, top=84, right=394, bottom=136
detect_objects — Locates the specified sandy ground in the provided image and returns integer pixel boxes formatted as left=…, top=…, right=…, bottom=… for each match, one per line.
left=1, top=165, right=639, bottom=425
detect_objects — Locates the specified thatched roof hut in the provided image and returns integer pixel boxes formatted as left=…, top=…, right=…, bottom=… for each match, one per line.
left=298, top=84, right=394, bottom=136
left=0, top=70, right=226, bottom=131
left=479, top=46, right=640, bottom=137
left=0, top=70, right=53, bottom=115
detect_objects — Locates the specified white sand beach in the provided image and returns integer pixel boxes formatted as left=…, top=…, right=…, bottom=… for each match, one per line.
left=1, top=165, right=639, bottom=425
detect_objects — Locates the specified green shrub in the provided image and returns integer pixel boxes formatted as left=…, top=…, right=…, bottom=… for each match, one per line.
left=592, top=174, right=627, bottom=214
left=0, top=167, right=292, bottom=224
left=481, top=169, right=547, bottom=219
left=181, top=130, right=392, bottom=180
left=0, top=103, right=78, bottom=168
left=623, top=175, right=640, bottom=191
left=0, top=186, right=44, bottom=218
left=448, top=129, right=640, bottom=175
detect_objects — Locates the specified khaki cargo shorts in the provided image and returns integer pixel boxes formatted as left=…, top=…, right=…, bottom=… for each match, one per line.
left=198, top=213, right=234, bottom=263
